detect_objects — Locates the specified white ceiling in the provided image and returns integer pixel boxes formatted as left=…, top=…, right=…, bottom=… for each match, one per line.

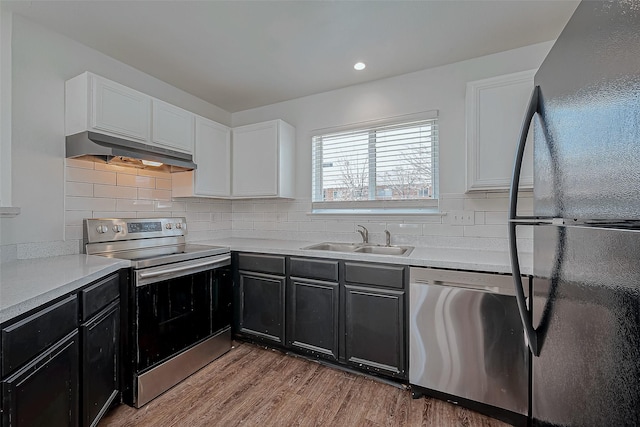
left=4, top=1, right=579, bottom=113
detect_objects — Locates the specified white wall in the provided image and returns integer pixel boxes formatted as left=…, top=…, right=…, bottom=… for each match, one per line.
left=229, top=42, right=553, bottom=251
left=0, top=8, right=12, bottom=209
left=0, top=11, right=553, bottom=259
left=0, top=14, right=231, bottom=254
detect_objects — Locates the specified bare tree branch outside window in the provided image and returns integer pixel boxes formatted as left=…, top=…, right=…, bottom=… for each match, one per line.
left=337, top=157, right=369, bottom=201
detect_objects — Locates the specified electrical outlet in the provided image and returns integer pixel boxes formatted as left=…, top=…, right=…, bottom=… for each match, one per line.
left=448, top=210, right=475, bottom=226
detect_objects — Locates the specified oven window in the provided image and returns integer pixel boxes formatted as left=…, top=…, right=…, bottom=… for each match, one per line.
left=136, top=271, right=213, bottom=371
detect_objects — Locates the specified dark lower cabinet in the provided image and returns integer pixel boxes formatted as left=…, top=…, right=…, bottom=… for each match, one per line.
left=2, top=331, right=80, bottom=427
left=1, top=271, right=124, bottom=427
left=81, top=300, right=120, bottom=427
left=286, top=277, right=339, bottom=360
left=344, top=284, right=406, bottom=378
left=232, top=253, right=408, bottom=381
left=237, top=271, right=286, bottom=344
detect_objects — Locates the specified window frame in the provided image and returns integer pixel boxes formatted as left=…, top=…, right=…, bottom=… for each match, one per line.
left=310, top=111, right=439, bottom=215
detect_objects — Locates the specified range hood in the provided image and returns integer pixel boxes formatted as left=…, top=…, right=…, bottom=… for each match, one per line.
left=66, top=131, right=197, bottom=172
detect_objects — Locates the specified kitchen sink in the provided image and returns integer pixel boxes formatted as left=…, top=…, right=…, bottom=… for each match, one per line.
left=302, top=242, right=361, bottom=252
left=354, top=245, right=413, bottom=256
left=302, top=242, right=414, bottom=256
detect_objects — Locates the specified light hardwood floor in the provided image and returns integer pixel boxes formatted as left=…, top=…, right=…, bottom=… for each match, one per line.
left=100, top=342, right=511, bottom=427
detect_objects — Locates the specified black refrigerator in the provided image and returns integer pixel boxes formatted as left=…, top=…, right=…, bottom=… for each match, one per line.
left=508, top=1, right=640, bottom=426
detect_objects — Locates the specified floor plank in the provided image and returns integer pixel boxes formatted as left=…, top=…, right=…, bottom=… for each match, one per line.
left=100, top=343, right=512, bottom=427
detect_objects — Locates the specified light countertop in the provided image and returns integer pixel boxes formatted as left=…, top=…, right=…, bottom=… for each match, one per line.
left=196, top=238, right=532, bottom=276
left=0, top=255, right=130, bottom=324
left=0, top=238, right=531, bottom=324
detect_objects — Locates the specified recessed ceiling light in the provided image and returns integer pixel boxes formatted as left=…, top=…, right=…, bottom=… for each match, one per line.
left=354, top=62, right=366, bottom=71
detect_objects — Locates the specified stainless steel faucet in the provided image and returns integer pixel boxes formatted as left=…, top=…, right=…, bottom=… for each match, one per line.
left=356, top=225, right=369, bottom=244
left=384, top=230, right=391, bottom=247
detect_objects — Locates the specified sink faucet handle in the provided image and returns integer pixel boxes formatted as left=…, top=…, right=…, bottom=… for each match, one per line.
left=384, top=229, right=391, bottom=247
left=356, top=224, right=369, bottom=244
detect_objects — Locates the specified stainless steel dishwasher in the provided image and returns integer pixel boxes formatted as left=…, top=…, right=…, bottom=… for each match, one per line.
left=409, top=267, right=529, bottom=420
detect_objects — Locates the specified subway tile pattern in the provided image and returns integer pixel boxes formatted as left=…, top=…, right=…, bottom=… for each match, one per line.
left=64, top=159, right=232, bottom=251
left=6, top=160, right=533, bottom=260
left=230, top=193, right=533, bottom=254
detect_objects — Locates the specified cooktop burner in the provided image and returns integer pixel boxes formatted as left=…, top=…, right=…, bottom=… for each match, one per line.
left=83, top=218, right=230, bottom=269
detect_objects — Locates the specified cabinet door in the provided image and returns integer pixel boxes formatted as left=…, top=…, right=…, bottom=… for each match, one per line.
left=466, top=69, right=536, bottom=191
left=344, top=284, right=406, bottom=378
left=151, top=99, right=194, bottom=153
left=287, top=277, right=339, bottom=360
left=91, top=76, right=150, bottom=142
left=237, top=271, right=285, bottom=344
left=2, top=295, right=78, bottom=377
left=81, top=300, right=120, bottom=427
left=232, top=121, right=279, bottom=197
left=2, top=331, right=79, bottom=427
left=194, top=117, right=231, bottom=196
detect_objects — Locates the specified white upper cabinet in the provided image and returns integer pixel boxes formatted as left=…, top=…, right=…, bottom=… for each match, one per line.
left=173, top=116, right=231, bottom=198
left=66, top=72, right=150, bottom=142
left=65, top=72, right=194, bottom=155
left=232, top=119, right=295, bottom=198
left=465, top=69, right=536, bottom=192
left=151, top=99, right=194, bottom=153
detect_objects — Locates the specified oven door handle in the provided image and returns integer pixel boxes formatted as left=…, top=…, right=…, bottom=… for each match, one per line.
left=137, top=255, right=231, bottom=283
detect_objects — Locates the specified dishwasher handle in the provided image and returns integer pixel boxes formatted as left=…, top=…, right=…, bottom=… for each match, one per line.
left=410, top=267, right=523, bottom=297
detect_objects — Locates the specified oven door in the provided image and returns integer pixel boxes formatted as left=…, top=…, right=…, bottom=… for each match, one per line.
left=134, top=253, right=231, bottom=373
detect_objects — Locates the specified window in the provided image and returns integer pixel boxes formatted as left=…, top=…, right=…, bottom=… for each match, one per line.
left=312, top=114, right=438, bottom=213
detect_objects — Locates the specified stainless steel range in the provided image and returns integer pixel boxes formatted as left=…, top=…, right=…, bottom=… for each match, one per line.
left=84, top=217, right=232, bottom=408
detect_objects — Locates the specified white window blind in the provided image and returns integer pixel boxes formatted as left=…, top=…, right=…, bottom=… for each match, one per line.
left=312, top=117, right=438, bottom=207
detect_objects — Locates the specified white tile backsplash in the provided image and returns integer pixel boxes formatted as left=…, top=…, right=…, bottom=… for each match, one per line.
left=94, top=184, right=137, bottom=199
left=154, top=201, right=185, bottom=212
left=66, top=196, right=116, bottom=212
left=51, top=161, right=533, bottom=259
left=225, top=195, right=532, bottom=253
left=66, top=182, right=94, bottom=197
left=116, top=199, right=155, bottom=212
left=463, top=196, right=509, bottom=212
left=63, top=160, right=232, bottom=253
left=156, top=179, right=172, bottom=190
left=386, top=223, right=423, bottom=236
left=186, top=202, right=213, bottom=213
left=423, top=224, right=465, bottom=237
left=67, top=167, right=116, bottom=185
left=116, top=174, right=155, bottom=188
left=137, top=188, right=172, bottom=201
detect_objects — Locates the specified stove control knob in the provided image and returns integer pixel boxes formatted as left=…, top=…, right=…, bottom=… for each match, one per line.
left=96, top=225, right=108, bottom=234
left=176, top=223, right=182, bottom=229
left=165, top=223, right=173, bottom=230
left=113, top=225, right=123, bottom=233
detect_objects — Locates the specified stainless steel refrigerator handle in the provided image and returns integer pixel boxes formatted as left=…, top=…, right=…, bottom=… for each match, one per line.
left=508, top=85, right=540, bottom=357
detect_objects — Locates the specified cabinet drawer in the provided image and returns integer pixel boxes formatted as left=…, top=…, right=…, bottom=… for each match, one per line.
left=344, top=262, right=405, bottom=289
left=289, top=258, right=339, bottom=282
left=80, top=273, right=120, bottom=322
left=2, top=295, right=78, bottom=377
left=238, top=253, right=285, bottom=275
